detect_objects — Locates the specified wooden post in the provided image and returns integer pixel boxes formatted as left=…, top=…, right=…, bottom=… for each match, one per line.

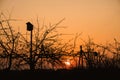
left=26, top=22, right=34, bottom=70
left=79, top=45, right=83, bottom=69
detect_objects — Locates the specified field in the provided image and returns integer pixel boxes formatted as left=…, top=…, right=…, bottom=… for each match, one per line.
left=0, top=68, right=119, bottom=80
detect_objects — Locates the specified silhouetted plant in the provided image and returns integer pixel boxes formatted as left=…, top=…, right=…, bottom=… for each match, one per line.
left=0, top=12, right=21, bottom=70
left=0, top=12, right=120, bottom=71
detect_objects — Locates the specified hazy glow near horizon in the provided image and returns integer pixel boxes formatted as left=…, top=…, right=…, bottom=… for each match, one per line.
left=0, top=0, right=120, bottom=43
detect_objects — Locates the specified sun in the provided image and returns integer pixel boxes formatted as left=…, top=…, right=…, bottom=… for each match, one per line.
left=64, top=61, right=71, bottom=66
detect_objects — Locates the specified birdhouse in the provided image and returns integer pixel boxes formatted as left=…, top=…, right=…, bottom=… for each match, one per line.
left=26, top=22, right=33, bottom=31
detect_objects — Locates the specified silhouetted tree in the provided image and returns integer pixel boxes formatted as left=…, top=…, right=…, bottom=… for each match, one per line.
left=0, top=12, right=21, bottom=70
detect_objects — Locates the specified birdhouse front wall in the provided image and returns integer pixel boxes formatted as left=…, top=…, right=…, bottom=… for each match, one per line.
left=27, top=26, right=33, bottom=31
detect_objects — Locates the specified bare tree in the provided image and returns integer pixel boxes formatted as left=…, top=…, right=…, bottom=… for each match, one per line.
left=0, top=12, right=21, bottom=70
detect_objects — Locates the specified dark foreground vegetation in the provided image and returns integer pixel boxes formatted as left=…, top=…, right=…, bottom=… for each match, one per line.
left=0, top=68, right=120, bottom=80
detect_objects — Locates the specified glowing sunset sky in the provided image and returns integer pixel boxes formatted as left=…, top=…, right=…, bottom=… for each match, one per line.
left=0, top=0, right=120, bottom=43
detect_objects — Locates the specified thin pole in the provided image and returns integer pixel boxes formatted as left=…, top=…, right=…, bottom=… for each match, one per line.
left=30, top=30, right=33, bottom=70
left=78, top=54, right=80, bottom=68
left=79, top=45, right=83, bottom=69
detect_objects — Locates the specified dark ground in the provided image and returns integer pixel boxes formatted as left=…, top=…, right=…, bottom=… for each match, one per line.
left=0, top=68, right=119, bottom=80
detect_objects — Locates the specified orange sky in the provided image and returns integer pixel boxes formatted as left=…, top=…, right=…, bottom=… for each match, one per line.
left=0, top=0, right=120, bottom=44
